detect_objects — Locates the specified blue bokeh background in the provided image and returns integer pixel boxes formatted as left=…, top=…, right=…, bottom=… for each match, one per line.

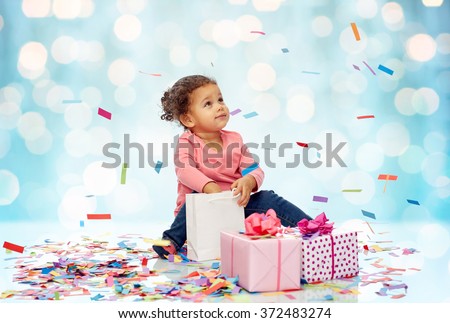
left=0, top=0, right=448, bottom=229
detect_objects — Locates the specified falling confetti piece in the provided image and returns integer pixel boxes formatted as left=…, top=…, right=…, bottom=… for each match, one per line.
left=155, top=161, right=163, bottom=174
left=87, top=214, right=111, bottom=220
left=243, top=111, right=258, bottom=119
left=406, top=199, right=420, bottom=205
left=62, top=99, right=82, bottom=104
left=120, top=163, right=128, bottom=184
left=301, top=70, right=320, bottom=75
left=350, top=22, right=361, bottom=41
left=362, top=61, right=376, bottom=75
left=361, top=210, right=376, bottom=220
left=80, top=220, right=84, bottom=227
left=250, top=30, right=265, bottom=35
left=3, top=241, right=25, bottom=253
left=353, top=64, right=361, bottom=71
left=378, top=174, right=398, bottom=181
left=230, top=108, right=242, bottom=116
left=313, top=195, right=328, bottom=203
left=242, top=163, right=259, bottom=176
left=378, top=64, right=394, bottom=75
left=138, top=71, right=162, bottom=76
left=98, top=107, right=112, bottom=120
left=357, top=115, right=375, bottom=119
left=296, top=142, right=309, bottom=148
left=342, top=189, right=362, bottom=192
left=281, top=48, right=289, bottom=53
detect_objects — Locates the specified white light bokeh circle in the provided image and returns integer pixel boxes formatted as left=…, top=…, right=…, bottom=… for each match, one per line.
left=213, top=19, right=240, bottom=48
left=339, top=25, right=368, bottom=54
left=117, top=0, right=147, bottom=14
left=236, top=15, right=263, bottom=42
left=83, top=161, right=117, bottom=196
left=58, top=185, right=97, bottom=222
left=0, top=15, right=3, bottom=31
left=114, top=85, right=136, bottom=107
left=356, top=0, right=378, bottom=18
left=22, top=0, right=51, bottom=17
left=106, top=179, right=150, bottom=216
left=341, top=171, right=375, bottom=205
left=346, top=72, right=368, bottom=94
left=0, top=130, right=10, bottom=158
left=423, top=131, right=447, bottom=154
left=25, top=129, right=53, bottom=155
left=0, top=85, right=23, bottom=104
left=169, top=45, right=191, bottom=66
left=81, top=86, right=102, bottom=107
left=64, top=102, right=92, bottom=129
left=422, top=0, right=445, bottom=7
left=108, top=59, right=136, bottom=86
left=46, top=84, right=73, bottom=113
left=0, top=170, right=20, bottom=206
left=311, top=16, right=333, bottom=38
left=64, top=129, right=92, bottom=157
left=51, top=36, right=77, bottom=64
left=394, top=87, right=415, bottom=115
left=252, top=93, right=280, bottom=121
left=436, top=33, right=450, bottom=54
left=88, top=126, right=113, bottom=156
left=406, top=33, right=437, bottom=62
left=252, top=0, right=283, bottom=11
left=196, top=44, right=218, bottom=66
left=381, top=2, right=405, bottom=30
left=199, top=20, right=216, bottom=42
left=247, top=63, right=276, bottom=91
left=18, top=41, right=48, bottom=78
left=355, top=143, right=384, bottom=172
left=53, top=0, right=81, bottom=19
left=421, top=152, right=448, bottom=187
left=376, top=122, right=410, bottom=156
left=398, top=145, right=427, bottom=174
left=0, top=101, right=21, bottom=130
left=114, top=14, right=142, bottom=42
left=17, top=111, right=46, bottom=140
left=286, top=94, right=315, bottom=123
left=417, top=223, right=450, bottom=259
left=412, top=87, right=439, bottom=115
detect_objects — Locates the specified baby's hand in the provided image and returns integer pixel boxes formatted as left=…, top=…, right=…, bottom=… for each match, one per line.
left=202, top=181, right=222, bottom=194
left=230, top=175, right=257, bottom=207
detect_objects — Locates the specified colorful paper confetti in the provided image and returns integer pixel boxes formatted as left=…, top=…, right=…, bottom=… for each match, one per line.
left=87, top=214, right=112, bottom=220
left=155, top=161, right=163, bottom=174
left=378, top=64, right=394, bottom=75
left=361, top=210, right=376, bottom=220
left=350, top=22, right=361, bottom=41
left=357, top=115, right=375, bottom=119
left=120, top=163, right=128, bottom=184
left=242, top=162, right=259, bottom=176
left=406, top=199, right=420, bottom=205
left=313, top=195, right=328, bottom=203
left=230, top=108, right=242, bottom=116
left=243, top=111, right=258, bottom=119
left=3, top=241, right=25, bottom=253
left=98, top=107, right=112, bottom=120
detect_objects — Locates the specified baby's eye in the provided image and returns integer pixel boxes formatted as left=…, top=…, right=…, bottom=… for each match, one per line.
left=218, top=97, right=224, bottom=103
left=204, top=101, right=212, bottom=107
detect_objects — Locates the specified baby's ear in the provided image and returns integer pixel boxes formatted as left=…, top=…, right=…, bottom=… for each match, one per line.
left=180, top=113, right=194, bottom=128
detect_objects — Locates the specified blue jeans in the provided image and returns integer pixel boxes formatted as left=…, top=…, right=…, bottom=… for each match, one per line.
left=161, top=190, right=312, bottom=251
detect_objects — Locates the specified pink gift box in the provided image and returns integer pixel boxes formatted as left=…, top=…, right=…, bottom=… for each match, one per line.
left=220, top=231, right=301, bottom=292
left=300, top=231, right=359, bottom=283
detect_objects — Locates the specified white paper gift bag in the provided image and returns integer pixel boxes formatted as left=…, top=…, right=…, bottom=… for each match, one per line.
left=186, top=190, right=244, bottom=261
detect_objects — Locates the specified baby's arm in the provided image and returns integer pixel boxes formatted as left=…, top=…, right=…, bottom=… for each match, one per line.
left=175, top=136, right=220, bottom=193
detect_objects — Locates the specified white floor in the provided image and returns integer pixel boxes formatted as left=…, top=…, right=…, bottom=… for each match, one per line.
left=1, top=220, right=449, bottom=304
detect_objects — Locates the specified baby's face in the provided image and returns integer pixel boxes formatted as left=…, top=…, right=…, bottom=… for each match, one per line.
left=188, top=83, right=230, bottom=133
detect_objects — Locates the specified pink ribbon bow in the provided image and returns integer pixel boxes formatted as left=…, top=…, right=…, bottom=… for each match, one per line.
left=245, top=209, right=281, bottom=236
left=297, top=212, right=334, bottom=236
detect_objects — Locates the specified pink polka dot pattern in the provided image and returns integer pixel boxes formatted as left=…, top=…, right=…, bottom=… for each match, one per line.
left=300, top=232, right=359, bottom=283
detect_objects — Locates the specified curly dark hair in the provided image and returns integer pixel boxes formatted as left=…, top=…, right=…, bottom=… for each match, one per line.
left=160, top=75, right=217, bottom=128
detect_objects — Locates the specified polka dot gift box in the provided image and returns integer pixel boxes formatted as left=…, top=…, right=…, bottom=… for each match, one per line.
left=298, top=213, right=359, bottom=283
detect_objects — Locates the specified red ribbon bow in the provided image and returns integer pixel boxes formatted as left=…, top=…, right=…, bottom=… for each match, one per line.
left=245, top=209, right=281, bottom=236
left=297, top=212, right=334, bottom=236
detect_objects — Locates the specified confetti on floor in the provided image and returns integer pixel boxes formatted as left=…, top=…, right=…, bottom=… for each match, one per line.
left=1, top=226, right=421, bottom=302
